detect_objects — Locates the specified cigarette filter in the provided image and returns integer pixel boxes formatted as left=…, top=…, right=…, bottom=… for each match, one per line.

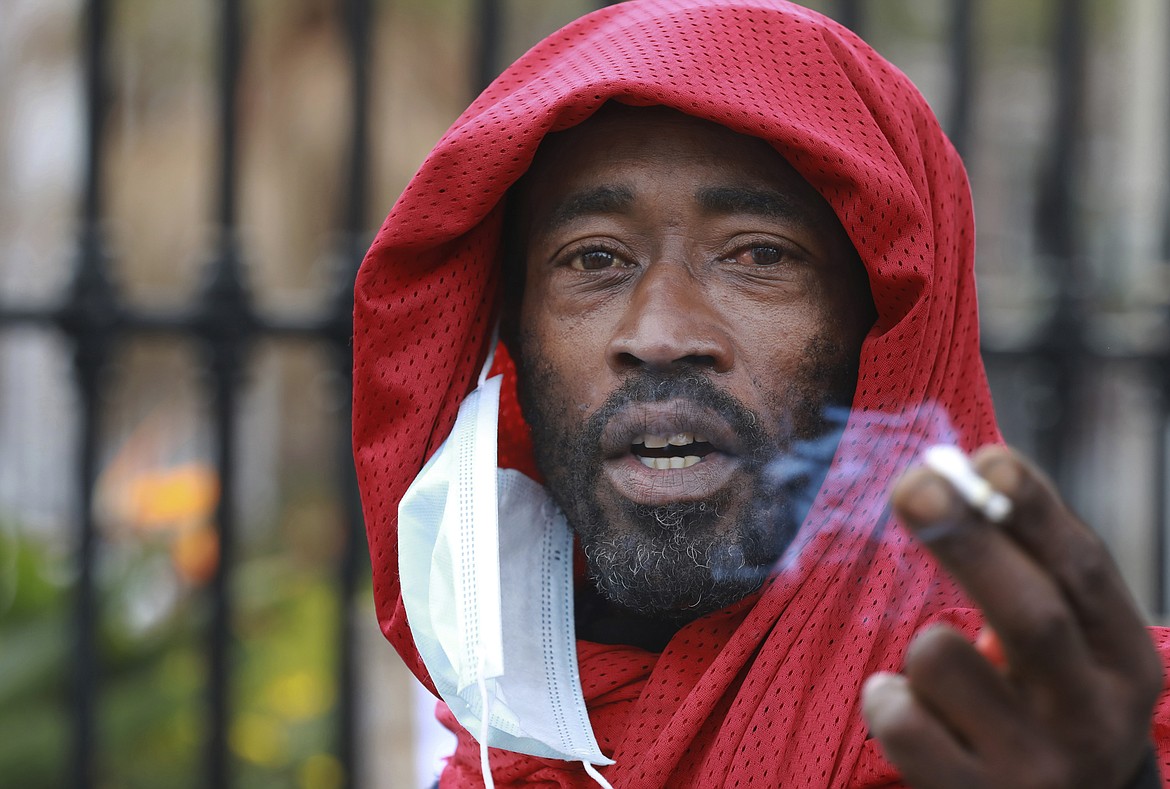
left=922, top=445, right=1013, bottom=523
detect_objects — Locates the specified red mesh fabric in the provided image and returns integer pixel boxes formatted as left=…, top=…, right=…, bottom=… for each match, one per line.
left=351, top=0, right=1170, bottom=785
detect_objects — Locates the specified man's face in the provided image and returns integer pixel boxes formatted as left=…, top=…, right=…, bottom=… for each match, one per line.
left=511, top=106, right=875, bottom=621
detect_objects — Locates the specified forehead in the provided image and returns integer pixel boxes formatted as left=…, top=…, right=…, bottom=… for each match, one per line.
left=515, top=105, right=840, bottom=232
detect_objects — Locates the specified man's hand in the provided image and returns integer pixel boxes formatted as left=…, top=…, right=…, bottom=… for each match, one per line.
left=862, top=445, right=1164, bottom=789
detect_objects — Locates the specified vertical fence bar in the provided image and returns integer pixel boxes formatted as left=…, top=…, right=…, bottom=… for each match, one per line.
left=332, top=341, right=364, bottom=789
left=217, top=0, right=241, bottom=231
left=62, top=231, right=122, bottom=789
left=68, top=1, right=111, bottom=785
left=836, top=0, right=865, bottom=36
left=1031, top=0, right=1086, bottom=485
left=946, top=0, right=976, bottom=160
left=337, top=0, right=373, bottom=783
left=1158, top=378, right=1168, bottom=616
left=331, top=303, right=364, bottom=789
left=203, top=0, right=250, bottom=785
left=474, top=0, right=502, bottom=96
left=343, top=0, right=370, bottom=242
left=199, top=244, right=254, bottom=789
left=1036, top=0, right=1085, bottom=265
left=1156, top=3, right=1170, bottom=617
left=82, top=0, right=106, bottom=226
left=70, top=340, right=100, bottom=789
left=202, top=302, right=241, bottom=789
left=1163, top=0, right=1170, bottom=266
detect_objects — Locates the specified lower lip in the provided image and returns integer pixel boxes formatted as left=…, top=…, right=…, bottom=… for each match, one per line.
left=602, top=452, right=742, bottom=505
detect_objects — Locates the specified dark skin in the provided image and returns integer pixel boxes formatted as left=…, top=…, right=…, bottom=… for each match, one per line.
left=511, top=105, right=1163, bottom=787
left=867, top=446, right=1163, bottom=788
left=510, top=104, right=871, bottom=631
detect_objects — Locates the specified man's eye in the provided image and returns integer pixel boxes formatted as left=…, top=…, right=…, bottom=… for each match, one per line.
left=721, top=245, right=793, bottom=267
left=571, top=250, right=622, bottom=270
left=744, top=246, right=784, bottom=266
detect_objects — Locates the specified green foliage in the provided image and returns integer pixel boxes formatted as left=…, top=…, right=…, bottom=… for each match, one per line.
left=0, top=527, right=70, bottom=788
left=0, top=524, right=353, bottom=789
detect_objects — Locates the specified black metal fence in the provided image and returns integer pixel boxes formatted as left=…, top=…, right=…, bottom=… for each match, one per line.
left=3, top=0, right=372, bottom=785
left=0, top=0, right=1167, bottom=787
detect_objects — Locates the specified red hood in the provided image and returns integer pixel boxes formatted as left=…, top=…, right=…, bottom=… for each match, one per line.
left=353, top=0, right=1000, bottom=784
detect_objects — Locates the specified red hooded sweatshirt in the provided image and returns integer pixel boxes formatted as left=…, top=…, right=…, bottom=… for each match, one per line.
left=352, top=0, right=1170, bottom=785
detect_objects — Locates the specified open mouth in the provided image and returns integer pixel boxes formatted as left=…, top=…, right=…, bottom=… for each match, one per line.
left=599, top=403, right=745, bottom=504
left=631, top=432, right=717, bottom=469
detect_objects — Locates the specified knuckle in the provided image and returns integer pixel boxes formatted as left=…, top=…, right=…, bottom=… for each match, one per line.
left=1043, top=709, right=1145, bottom=789
left=1014, top=751, right=1073, bottom=789
left=1065, top=540, right=1113, bottom=594
left=1013, top=606, right=1077, bottom=660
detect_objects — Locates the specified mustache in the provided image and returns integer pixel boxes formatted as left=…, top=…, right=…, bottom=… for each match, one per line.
left=578, top=369, right=775, bottom=464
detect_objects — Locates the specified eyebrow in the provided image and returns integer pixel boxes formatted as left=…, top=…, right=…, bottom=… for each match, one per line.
left=539, top=183, right=824, bottom=235
left=696, top=186, right=819, bottom=228
left=544, top=185, right=635, bottom=231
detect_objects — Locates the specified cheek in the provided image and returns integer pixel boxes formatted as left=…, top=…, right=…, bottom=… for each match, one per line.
left=520, top=309, right=615, bottom=415
left=724, top=300, right=823, bottom=370
left=727, top=298, right=858, bottom=407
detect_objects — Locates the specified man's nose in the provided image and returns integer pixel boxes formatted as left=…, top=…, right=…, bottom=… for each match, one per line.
left=606, top=261, right=734, bottom=374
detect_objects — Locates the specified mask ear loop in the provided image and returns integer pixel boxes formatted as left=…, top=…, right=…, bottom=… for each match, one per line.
left=468, top=323, right=501, bottom=789
left=478, top=322, right=501, bottom=388
left=475, top=324, right=500, bottom=789
left=582, top=761, right=615, bottom=789
left=477, top=654, right=496, bottom=789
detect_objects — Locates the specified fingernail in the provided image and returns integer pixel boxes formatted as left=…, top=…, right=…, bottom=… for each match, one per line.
left=898, top=471, right=955, bottom=523
left=977, top=449, right=1023, bottom=500
left=861, top=671, right=900, bottom=703
left=860, top=672, right=905, bottom=726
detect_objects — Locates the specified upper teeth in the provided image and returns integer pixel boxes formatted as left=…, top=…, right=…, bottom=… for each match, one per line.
left=636, top=432, right=708, bottom=447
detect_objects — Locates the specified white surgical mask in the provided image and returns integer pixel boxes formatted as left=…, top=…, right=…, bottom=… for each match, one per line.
left=398, top=354, right=615, bottom=787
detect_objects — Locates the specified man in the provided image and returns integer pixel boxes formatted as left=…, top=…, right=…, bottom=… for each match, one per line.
left=352, top=1, right=1170, bottom=786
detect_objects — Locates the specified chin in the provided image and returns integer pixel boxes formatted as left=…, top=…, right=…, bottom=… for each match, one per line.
left=582, top=532, right=772, bottom=621
left=573, top=486, right=794, bottom=621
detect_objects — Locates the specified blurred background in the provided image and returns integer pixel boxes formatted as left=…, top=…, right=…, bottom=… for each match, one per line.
left=1, top=0, right=1168, bottom=787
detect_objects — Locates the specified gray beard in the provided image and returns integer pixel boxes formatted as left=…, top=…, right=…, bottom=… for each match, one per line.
left=516, top=362, right=808, bottom=621
left=514, top=326, right=855, bottom=622
left=573, top=488, right=791, bottom=619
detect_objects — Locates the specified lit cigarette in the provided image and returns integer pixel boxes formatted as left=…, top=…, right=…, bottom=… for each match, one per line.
left=922, top=445, right=1013, bottom=523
